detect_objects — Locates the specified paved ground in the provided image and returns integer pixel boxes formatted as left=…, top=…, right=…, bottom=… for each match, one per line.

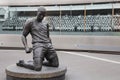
left=0, top=50, right=120, bottom=80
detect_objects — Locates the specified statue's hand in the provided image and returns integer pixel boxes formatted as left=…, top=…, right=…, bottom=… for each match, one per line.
left=25, top=47, right=32, bottom=53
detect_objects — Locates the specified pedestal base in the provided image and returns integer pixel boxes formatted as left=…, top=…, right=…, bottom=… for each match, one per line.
left=6, top=64, right=67, bottom=80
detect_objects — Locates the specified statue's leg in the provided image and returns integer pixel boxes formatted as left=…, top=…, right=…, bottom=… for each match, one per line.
left=45, top=53, right=59, bottom=67
left=33, top=46, right=45, bottom=71
left=43, top=43, right=59, bottom=67
left=16, top=46, right=45, bottom=71
left=16, top=60, right=35, bottom=70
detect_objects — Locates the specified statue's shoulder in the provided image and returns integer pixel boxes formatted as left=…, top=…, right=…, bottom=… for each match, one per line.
left=42, top=17, right=49, bottom=25
left=25, top=17, right=36, bottom=25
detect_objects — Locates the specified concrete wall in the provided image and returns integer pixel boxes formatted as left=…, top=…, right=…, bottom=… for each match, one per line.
left=0, top=34, right=120, bottom=52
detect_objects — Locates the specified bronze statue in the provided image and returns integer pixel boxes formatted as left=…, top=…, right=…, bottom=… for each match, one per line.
left=16, top=6, right=59, bottom=71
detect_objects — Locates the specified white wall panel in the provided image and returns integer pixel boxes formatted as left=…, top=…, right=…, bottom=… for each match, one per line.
left=0, top=0, right=119, bottom=5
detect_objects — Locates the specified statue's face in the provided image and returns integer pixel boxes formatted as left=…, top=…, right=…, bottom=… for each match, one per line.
left=37, top=11, right=46, bottom=22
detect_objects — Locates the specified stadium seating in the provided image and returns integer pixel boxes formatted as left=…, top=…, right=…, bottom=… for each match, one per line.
left=2, top=15, right=120, bottom=32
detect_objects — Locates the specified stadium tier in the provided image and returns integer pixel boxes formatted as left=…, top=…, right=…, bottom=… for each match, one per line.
left=1, top=2, right=120, bottom=32
left=2, top=15, right=120, bottom=32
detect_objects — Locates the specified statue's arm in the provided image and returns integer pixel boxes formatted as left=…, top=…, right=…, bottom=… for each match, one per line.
left=22, top=20, right=32, bottom=53
left=47, top=23, right=52, bottom=43
left=47, top=23, right=50, bottom=38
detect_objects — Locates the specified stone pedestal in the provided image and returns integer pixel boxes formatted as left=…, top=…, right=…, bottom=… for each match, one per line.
left=6, top=64, right=67, bottom=80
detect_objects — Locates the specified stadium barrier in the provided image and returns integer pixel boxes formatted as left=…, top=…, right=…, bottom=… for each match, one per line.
left=0, top=34, right=120, bottom=52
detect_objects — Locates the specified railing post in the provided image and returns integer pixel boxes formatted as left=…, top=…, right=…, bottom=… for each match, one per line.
left=84, top=5, right=86, bottom=32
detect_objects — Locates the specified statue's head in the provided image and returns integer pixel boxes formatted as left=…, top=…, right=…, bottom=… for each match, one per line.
left=37, top=6, right=46, bottom=22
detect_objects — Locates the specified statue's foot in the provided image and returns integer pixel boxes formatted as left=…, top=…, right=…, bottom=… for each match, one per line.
left=16, top=60, right=25, bottom=67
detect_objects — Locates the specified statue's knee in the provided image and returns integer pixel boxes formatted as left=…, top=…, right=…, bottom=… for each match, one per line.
left=34, top=66, right=42, bottom=71
left=51, top=57, right=59, bottom=67
left=33, top=57, right=43, bottom=71
left=53, top=62, right=59, bottom=67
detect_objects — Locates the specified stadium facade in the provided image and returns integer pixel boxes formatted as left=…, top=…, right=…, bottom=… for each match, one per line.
left=0, top=0, right=120, bottom=34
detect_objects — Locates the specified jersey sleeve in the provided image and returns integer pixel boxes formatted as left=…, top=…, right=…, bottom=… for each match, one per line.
left=22, top=19, right=32, bottom=37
